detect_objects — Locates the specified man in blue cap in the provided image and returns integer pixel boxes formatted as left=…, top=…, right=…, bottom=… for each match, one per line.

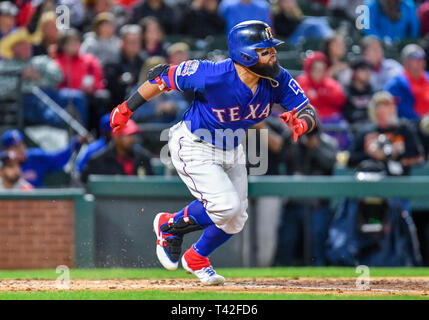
left=1, top=129, right=84, bottom=187
left=76, top=113, right=112, bottom=173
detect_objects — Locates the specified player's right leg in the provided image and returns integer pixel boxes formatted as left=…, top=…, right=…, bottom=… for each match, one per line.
left=153, top=200, right=211, bottom=270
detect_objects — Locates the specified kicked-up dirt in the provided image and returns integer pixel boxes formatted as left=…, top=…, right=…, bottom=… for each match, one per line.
left=1, top=277, right=429, bottom=297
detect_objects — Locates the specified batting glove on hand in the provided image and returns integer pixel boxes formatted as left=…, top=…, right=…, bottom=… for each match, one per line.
left=110, top=101, right=133, bottom=134
left=279, top=108, right=308, bottom=142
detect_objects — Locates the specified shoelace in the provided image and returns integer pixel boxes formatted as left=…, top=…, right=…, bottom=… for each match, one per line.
left=202, top=266, right=216, bottom=277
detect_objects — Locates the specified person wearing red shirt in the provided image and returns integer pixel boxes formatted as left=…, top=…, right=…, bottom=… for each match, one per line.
left=296, top=51, right=348, bottom=148
left=54, top=28, right=110, bottom=132
left=296, top=51, right=346, bottom=122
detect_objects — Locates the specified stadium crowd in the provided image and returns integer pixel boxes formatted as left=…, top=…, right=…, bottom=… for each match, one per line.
left=0, top=0, right=429, bottom=266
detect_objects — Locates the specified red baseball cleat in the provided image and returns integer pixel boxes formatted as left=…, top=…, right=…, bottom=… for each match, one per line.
left=181, top=246, right=225, bottom=286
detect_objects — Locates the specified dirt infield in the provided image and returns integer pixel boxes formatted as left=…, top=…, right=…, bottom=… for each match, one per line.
left=1, top=277, right=429, bottom=296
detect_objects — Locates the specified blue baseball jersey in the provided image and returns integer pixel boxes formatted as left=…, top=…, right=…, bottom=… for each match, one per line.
left=159, top=58, right=308, bottom=149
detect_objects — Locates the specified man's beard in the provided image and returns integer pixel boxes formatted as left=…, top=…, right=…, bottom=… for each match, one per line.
left=248, top=59, right=281, bottom=78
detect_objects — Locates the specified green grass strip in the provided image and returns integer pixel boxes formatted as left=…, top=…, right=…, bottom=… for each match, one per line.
left=0, top=290, right=427, bottom=300
left=1, top=267, right=429, bottom=280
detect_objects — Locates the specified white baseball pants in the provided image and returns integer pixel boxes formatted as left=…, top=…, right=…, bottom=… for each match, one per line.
left=168, top=121, right=248, bottom=234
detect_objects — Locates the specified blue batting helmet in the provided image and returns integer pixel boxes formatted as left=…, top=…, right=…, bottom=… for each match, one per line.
left=228, top=20, right=284, bottom=67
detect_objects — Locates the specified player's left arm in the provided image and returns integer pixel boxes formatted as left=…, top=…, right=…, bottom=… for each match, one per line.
left=280, top=103, right=318, bottom=142
left=275, top=68, right=318, bottom=142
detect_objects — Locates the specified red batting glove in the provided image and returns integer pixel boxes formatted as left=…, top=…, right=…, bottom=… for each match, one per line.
left=279, top=108, right=308, bottom=142
left=279, top=108, right=297, bottom=125
left=291, top=118, right=308, bottom=142
left=110, top=101, right=133, bottom=134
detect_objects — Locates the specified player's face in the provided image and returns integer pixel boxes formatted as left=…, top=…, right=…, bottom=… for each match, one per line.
left=256, top=47, right=278, bottom=66
left=249, top=47, right=280, bottom=77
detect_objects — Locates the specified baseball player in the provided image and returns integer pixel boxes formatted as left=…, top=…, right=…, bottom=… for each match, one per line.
left=110, top=20, right=318, bottom=285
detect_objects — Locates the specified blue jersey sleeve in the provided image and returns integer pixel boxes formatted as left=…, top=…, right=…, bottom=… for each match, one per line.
left=275, top=68, right=309, bottom=111
left=170, top=60, right=211, bottom=92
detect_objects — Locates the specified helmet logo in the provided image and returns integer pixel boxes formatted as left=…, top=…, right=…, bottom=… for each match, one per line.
left=265, top=27, right=273, bottom=40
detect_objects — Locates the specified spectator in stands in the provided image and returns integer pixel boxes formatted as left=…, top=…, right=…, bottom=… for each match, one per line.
left=272, top=0, right=301, bottom=38
left=0, top=150, right=33, bottom=191
left=80, top=12, right=121, bottom=66
left=0, top=1, right=18, bottom=38
left=167, top=42, right=195, bottom=103
left=385, top=44, right=429, bottom=155
left=81, top=0, right=128, bottom=34
left=167, top=42, right=190, bottom=66
left=0, top=1, right=17, bottom=40
left=179, top=0, right=225, bottom=39
left=343, top=58, right=374, bottom=127
left=418, top=1, right=429, bottom=37
left=0, top=28, right=65, bottom=126
left=25, top=0, right=56, bottom=34
left=1, top=129, right=85, bottom=187
left=81, top=119, right=154, bottom=183
left=311, top=0, right=329, bottom=6
left=322, top=33, right=350, bottom=85
left=327, top=0, right=366, bottom=22
left=218, top=0, right=271, bottom=34
left=274, top=126, right=338, bottom=266
left=364, top=0, right=420, bottom=42
left=131, top=56, right=188, bottom=123
left=272, top=0, right=333, bottom=46
left=31, top=11, right=59, bottom=57
left=361, top=35, right=403, bottom=91
left=14, top=0, right=40, bottom=28
left=132, top=0, right=176, bottom=34
left=348, top=91, right=423, bottom=176
left=76, top=113, right=112, bottom=173
left=140, top=17, right=167, bottom=57
left=55, top=28, right=109, bottom=130
left=385, top=44, right=429, bottom=120
left=296, top=51, right=346, bottom=123
left=421, top=33, right=429, bottom=71
left=104, top=24, right=146, bottom=108
left=116, top=0, right=141, bottom=9
left=297, top=51, right=349, bottom=149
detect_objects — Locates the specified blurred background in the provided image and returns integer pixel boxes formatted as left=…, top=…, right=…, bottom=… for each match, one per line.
left=0, top=0, right=429, bottom=270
